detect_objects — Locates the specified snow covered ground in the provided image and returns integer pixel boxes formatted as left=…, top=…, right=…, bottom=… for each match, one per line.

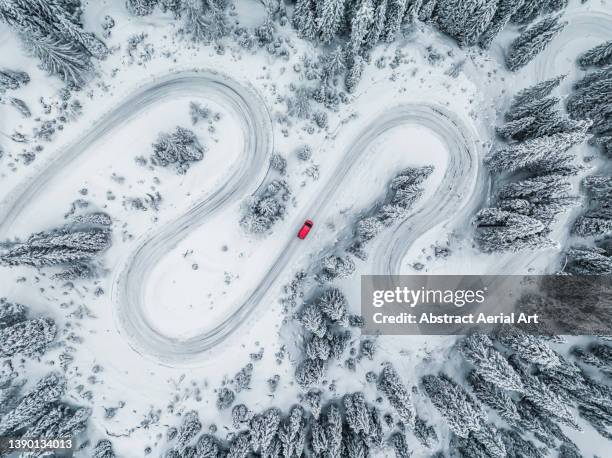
left=1, top=0, right=611, bottom=456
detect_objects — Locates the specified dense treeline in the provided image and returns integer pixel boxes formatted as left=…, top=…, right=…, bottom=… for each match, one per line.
left=561, top=41, right=612, bottom=272
left=290, top=0, right=568, bottom=94
left=0, top=0, right=107, bottom=86
left=475, top=76, right=589, bottom=252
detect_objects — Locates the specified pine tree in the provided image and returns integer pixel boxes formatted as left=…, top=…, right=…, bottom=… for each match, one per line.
left=467, top=371, right=522, bottom=427
left=507, top=75, right=566, bottom=115
left=316, top=0, right=346, bottom=43
left=250, top=408, right=281, bottom=455
left=390, top=432, right=411, bottom=458
left=0, top=372, right=66, bottom=435
left=227, top=432, right=251, bottom=458
left=92, top=439, right=116, bottom=458
left=343, top=392, right=371, bottom=436
left=381, top=0, right=407, bottom=43
left=413, top=415, right=438, bottom=449
left=0, top=317, right=56, bottom=358
left=510, top=0, right=544, bottom=25
left=306, top=334, right=332, bottom=360
left=0, top=299, right=26, bottom=327
left=0, top=0, right=107, bottom=85
left=126, top=0, right=159, bottom=16
left=484, top=125, right=588, bottom=173
left=194, top=434, right=221, bottom=457
left=499, top=428, right=544, bottom=458
left=364, top=0, right=387, bottom=48
left=417, top=0, right=437, bottom=22
left=278, top=405, right=306, bottom=457
left=479, top=0, right=526, bottom=49
left=377, top=364, right=414, bottom=426
left=344, top=53, right=364, bottom=93
left=578, top=40, right=612, bottom=68
left=435, top=0, right=498, bottom=47
left=293, top=0, right=317, bottom=39
left=474, top=208, right=553, bottom=252
left=176, top=411, right=202, bottom=453
left=299, top=304, right=327, bottom=338
left=494, top=326, right=561, bottom=367
left=459, top=334, right=524, bottom=392
left=422, top=374, right=487, bottom=438
left=348, top=0, right=374, bottom=54
left=295, top=358, right=325, bottom=388
left=0, top=68, right=30, bottom=91
left=303, top=389, right=322, bottom=419
left=317, top=288, right=348, bottom=323
left=506, top=15, right=567, bottom=71
left=563, top=245, right=612, bottom=275
left=319, top=254, right=355, bottom=282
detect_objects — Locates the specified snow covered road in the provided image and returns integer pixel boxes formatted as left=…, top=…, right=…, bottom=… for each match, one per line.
left=118, top=103, right=482, bottom=365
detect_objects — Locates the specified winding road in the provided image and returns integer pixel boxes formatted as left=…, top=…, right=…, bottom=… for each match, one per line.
left=0, top=71, right=482, bottom=366
left=116, top=103, right=482, bottom=365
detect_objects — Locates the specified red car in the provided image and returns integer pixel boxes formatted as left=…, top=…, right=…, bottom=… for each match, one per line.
left=297, top=219, right=314, bottom=239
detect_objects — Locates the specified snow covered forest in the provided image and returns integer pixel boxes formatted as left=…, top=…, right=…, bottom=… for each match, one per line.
left=0, top=0, right=611, bottom=457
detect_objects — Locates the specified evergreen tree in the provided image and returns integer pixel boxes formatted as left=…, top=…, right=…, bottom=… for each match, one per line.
left=317, top=288, right=348, bottom=323
left=316, top=0, right=346, bottom=43
left=176, top=411, right=202, bottom=453
left=435, top=0, right=497, bottom=47
left=459, top=334, right=524, bottom=392
left=499, top=429, right=544, bottom=458
left=348, top=0, right=374, bottom=54
left=0, top=317, right=56, bottom=358
left=421, top=373, right=486, bottom=438
left=381, top=0, right=407, bottom=43
left=306, top=334, right=332, bottom=360
left=319, top=254, right=355, bottom=282
left=495, top=326, right=561, bottom=367
left=151, top=126, right=206, bottom=173
left=126, top=0, right=159, bottom=15
left=507, top=75, right=566, bottom=115
left=506, top=15, right=567, bottom=71
left=0, top=299, right=26, bottom=327
left=295, top=358, right=325, bottom=388
left=227, top=432, right=251, bottom=458
left=467, top=371, right=521, bottom=427
left=343, top=392, right=371, bottom=436
left=0, top=0, right=107, bottom=85
left=390, top=432, right=411, bottom=458
left=344, top=53, right=364, bottom=93
left=92, top=439, right=116, bottom=458
left=293, top=0, right=317, bottom=39
left=0, top=68, right=30, bottom=91
left=278, top=405, right=306, bottom=457
left=250, top=408, right=281, bottom=455
left=299, top=304, right=327, bottom=338
left=484, top=125, right=588, bottom=173
left=0, top=372, right=66, bottom=435
left=479, top=0, right=525, bottom=49
left=578, top=40, right=612, bottom=68
left=377, top=364, right=414, bottom=426
left=563, top=245, right=612, bottom=275
left=194, top=434, right=221, bottom=457
left=364, top=0, right=387, bottom=47
left=417, top=0, right=436, bottom=22
left=413, top=415, right=438, bottom=449
left=474, top=208, right=554, bottom=252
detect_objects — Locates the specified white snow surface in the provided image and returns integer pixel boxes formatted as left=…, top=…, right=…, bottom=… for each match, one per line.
left=0, top=0, right=611, bottom=456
